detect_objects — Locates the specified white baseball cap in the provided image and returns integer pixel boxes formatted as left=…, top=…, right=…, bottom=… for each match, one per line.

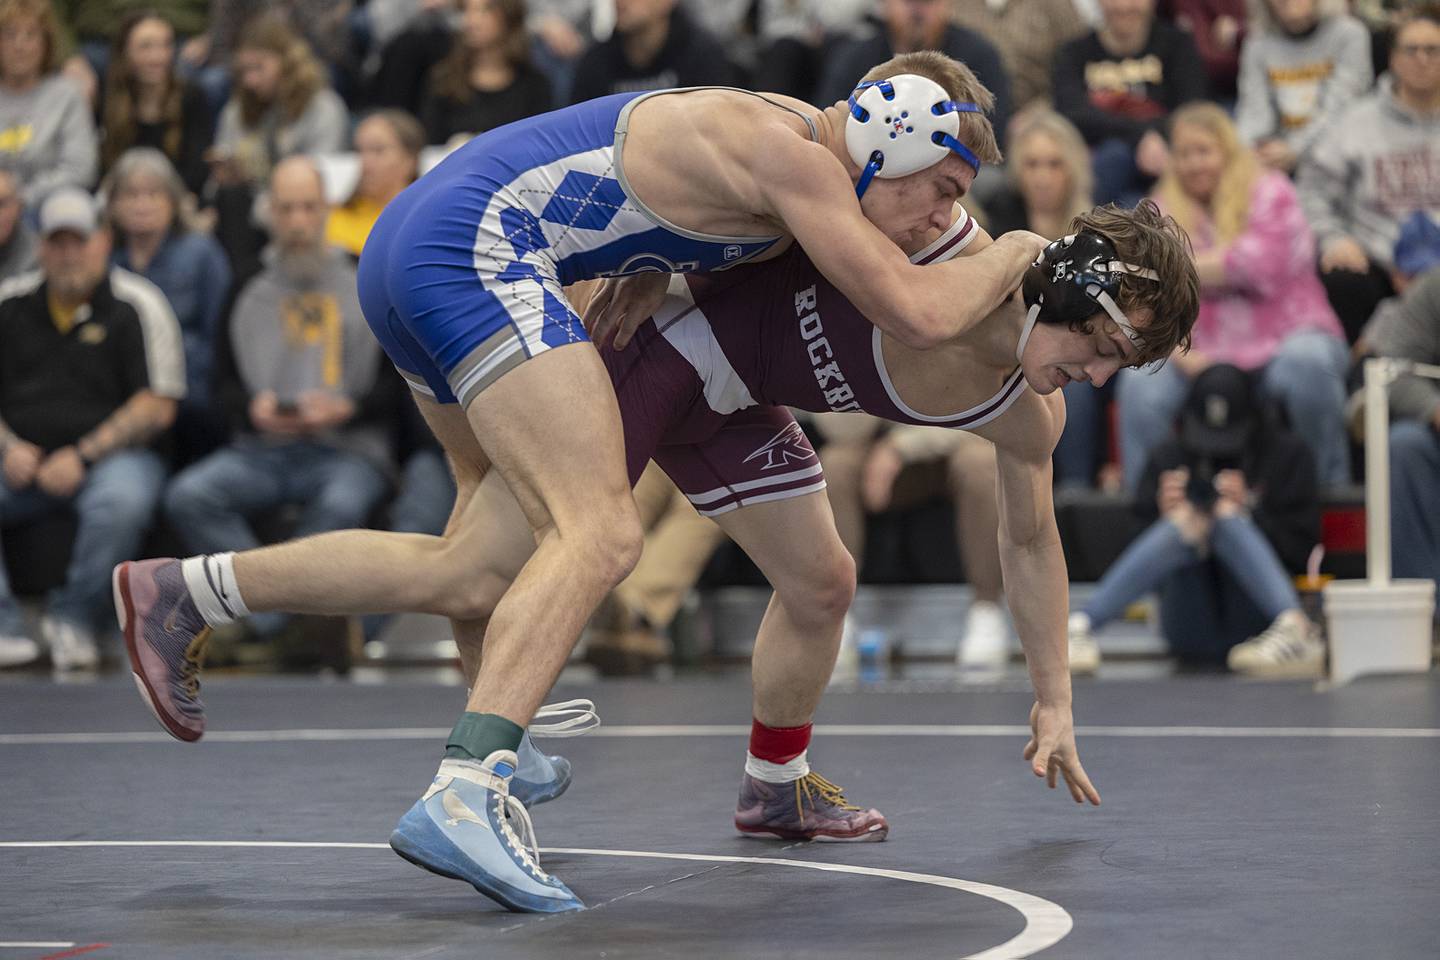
left=38, top=188, right=99, bottom=238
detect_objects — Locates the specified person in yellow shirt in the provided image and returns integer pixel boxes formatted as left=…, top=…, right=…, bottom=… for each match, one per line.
left=325, top=110, right=424, bottom=259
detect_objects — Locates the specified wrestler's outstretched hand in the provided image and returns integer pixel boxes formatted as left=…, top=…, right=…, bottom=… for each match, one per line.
left=1023, top=701, right=1101, bottom=806
left=584, top=272, right=672, bottom=349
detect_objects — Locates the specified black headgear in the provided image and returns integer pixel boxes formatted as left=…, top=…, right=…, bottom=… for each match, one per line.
left=1015, top=232, right=1160, bottom=362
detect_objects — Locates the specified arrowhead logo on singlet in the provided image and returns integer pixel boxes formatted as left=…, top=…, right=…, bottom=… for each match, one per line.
left=743, top=421, right=817, bottom=471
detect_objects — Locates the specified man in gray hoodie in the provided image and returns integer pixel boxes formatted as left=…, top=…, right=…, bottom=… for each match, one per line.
left=163, top=156, right=393, bottom=638
left=1299, top=5, right=1440, bottom=341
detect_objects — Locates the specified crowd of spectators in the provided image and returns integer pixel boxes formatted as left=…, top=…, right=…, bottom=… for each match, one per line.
left=0, top=0, right=1435, bottom=674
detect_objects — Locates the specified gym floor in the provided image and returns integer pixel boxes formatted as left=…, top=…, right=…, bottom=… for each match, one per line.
left=2, top=668, right=1437, bottom=959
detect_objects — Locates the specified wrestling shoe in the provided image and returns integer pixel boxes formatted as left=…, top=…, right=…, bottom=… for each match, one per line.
left=511, top=699, right=600, bottom=807
left=114, top=559, right=211, bottom=742
left=1227, top=611, right=1324, bottom=678
left=390, top=750, right=584, bottom=913
left=735, top=769, right=888, bottom=842
left=1067, top=612, right=1101, bottom=676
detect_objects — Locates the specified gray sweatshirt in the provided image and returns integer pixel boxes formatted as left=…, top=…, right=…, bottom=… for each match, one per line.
left=1235, top=16, right=1373, bottom=159
left=0, top=219, right=36, bottom=283
left=0, top=75, right=98, bottom=206
left=228, top=246, right=388, bottom=467
left=1297, top=76, right=1440, bottom=269
left=215, top=88, right=350, bottom=187
left=1371, top=267, right=1440, bottom=425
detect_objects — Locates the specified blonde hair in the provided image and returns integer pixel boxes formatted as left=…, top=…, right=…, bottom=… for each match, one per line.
left=860, top=50, right=1002, bottom=167
left=1155, top=102, right=1259, bottom=245
left=0, top=0, right=61, bottom=76
left=234, top=14, right=327, bottom=128
left=1007, top=107, right=1094, bottom=224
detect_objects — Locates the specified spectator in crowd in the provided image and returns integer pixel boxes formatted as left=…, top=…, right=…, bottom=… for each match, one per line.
left=0, top=0, right=97, bottom=206
left=812, top=413, right=1010, bottom=667
left=982, top=109, right=1110, bottom=489
left=54, top=1, right=210, bottom=104
left=1235, top=0, right=1372, bottom=175
left=212, top=14, right=349, bottom=190
left=0, top=168, right=34, bottom=280
left=526, top=0, right=592, bottom=105
left=0, top=188, right=183, bottom=670
left=326, top=109, right=423, bottom=258
left=182, top=0, right=357, bottom=110
left=106, top=147, right=232, bottom=462
left=820, top=0, right=1012, bottom=151
left=585, top=463, right=727, bottom=676
left=100, top=11, right=214, bottom=199
left=418, top=0, right=552, bottom=145
left=365, top=1, right=457, bottom=118
left=164, top=157, right=392, bottom=639
left=1374, top=266, right=1440, bottom=626
left=752, top=0, right=872, bottom=103
left=1299, top=4, right=1440, bottom=344
left=861, top=426, right=1012, bottom=667
left=1163, top=0, right=1245, bottom=102
left=1053, top=0, right=1208, bottom=205
left=1067, top=364, right=1324, bottom=676
left=950, top=0, right=1087, bottom=112
left=1123, top=102, right=1349, bottom=492
left=569, top=0, right=734, bottom=104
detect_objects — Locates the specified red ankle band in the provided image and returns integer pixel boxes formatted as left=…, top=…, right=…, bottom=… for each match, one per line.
left=749, top=718, right=812, bottom=764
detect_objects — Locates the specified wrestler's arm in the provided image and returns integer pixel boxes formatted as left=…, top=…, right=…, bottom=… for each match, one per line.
left=978, top=390, right=1101, bottom=805
left=759, top=136, right=1045, bottom=350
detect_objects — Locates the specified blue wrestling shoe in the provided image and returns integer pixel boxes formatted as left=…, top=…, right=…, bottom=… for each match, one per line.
left=511, top=699, right=599, bottom=808
left=390, top=750, right=584, bottom=913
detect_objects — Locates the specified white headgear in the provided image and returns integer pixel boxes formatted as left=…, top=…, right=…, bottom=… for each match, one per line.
left=845, top=74, right=984, bottom=198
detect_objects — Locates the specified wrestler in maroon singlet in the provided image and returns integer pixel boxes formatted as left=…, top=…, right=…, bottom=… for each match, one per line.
left=601, top=208, right=1024, bottom=516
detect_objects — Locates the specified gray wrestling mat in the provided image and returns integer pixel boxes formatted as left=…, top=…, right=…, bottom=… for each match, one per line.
left=2, top=669, right=1438, bottom=959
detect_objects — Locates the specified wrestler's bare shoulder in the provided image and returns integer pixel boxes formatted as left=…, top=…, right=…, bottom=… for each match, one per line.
left=620, top=88, right=830, bottom=250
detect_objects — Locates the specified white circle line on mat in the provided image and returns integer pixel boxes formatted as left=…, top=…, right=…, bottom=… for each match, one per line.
left=1, top=724, right=1436, bottom=745
left=0, top=840, right=1070, bottom=960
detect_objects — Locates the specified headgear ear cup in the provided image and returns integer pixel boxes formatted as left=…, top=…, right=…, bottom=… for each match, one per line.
left=844, top=74, right=985, bottom=199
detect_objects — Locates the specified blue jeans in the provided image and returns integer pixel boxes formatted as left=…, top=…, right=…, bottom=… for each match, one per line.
left=1116, top=331, right=1352, bottom=493
left=165, top=441, right=390, bottom=634
left=0, top=449, right=167, bottom=633
left=1090, top=138, right=1149, bottom=208
left=1389, top=420, right=1440, bottom=619
left=1054, top=379, right=1113, bottom=488
left=1082, top=513, right=1300, bottom=661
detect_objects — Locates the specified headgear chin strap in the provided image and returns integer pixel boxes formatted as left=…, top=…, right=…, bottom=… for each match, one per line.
left=845, top=74, right=984, bottom=199
left=1018, top=232, right=1161, bottom=363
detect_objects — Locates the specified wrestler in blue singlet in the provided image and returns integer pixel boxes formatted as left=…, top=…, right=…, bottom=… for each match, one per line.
left=358, top=89, right=817, bottom=409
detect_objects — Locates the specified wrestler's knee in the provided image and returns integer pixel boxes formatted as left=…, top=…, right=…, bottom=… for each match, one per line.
left=777, top=540, right=857, bottom=630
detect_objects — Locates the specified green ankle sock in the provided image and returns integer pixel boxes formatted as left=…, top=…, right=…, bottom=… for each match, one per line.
left=445, top=712, right=524, bottom=761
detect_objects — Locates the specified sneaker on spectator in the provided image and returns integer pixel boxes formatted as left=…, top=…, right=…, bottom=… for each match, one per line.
left=0, top=632, right=41, bottom=668
left=42, top=616, right=99, bottom=671
left=1068, top=612, right=1101, bottom=676
left=1227, top=611, right=1324, bottom=678
left=958, top=601, right=1009, bottom=668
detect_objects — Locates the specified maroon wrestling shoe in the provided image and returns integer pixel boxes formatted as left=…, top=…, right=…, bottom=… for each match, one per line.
left=114, top=559, right=211, bottom=742
left=735, top=770, right=889, bottom=842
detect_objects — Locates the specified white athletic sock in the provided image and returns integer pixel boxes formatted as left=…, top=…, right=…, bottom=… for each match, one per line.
left=745, top=749, right=810, bottom=784
left=180, top=553, right=252, bottom=626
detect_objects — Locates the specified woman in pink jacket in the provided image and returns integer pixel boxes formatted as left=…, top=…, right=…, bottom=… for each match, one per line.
left=1117, top=101, right=1350, bottom=491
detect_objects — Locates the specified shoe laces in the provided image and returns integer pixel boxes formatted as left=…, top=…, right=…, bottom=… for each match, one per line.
left=493, top=790, right=547, bottom=879
left=529, top=698, right=600, bottom=738
left=794, top=771, right=860, bottom=820
left=179, top=626, right=212, bottom=701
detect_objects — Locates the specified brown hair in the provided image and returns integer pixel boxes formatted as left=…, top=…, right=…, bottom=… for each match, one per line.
left=234, top=14, right=327, bottom=128
left=1068, top=200, right=1199, bottom=364
left=1396, top=3, right=1440, bottom=38
left=0, top=0, right=61, bottom=76
left=101, top=12, right=184, bottom=174
left=859, top=50, right=1002, bottom=168
left=430, top=0, right=532, bottom=104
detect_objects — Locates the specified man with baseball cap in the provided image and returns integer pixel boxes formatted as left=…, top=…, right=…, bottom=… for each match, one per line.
left=0, top=187, right=184, bottom=670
